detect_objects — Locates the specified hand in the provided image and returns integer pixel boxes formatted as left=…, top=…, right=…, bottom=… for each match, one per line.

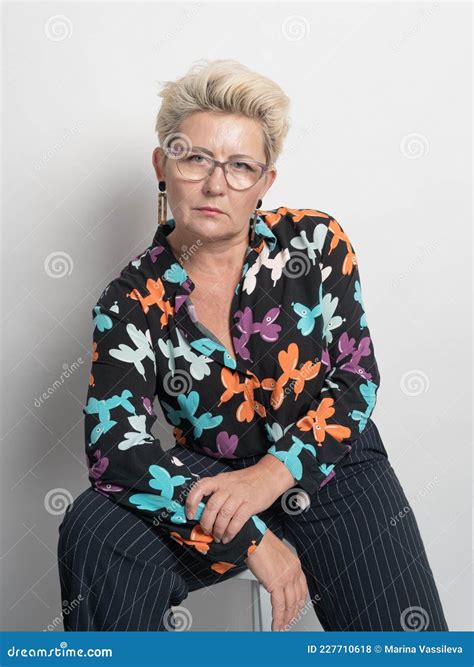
left=245, top=529, right=309, bottom=631
left=185, top=456, right=295, bottom=544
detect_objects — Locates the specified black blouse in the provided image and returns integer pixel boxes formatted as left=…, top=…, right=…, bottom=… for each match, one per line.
left=83, top=207, right=381, bottom=571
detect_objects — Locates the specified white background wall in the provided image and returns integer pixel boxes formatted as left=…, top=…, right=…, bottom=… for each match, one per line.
left=1, top=1, right=471, bottom=632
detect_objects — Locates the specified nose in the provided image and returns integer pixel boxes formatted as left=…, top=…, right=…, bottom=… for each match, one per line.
left=202, top=162, right=227, bottom=195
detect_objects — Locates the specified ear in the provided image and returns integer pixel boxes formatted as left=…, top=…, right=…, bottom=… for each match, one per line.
left=260, top=165, right=278, bottom=198
left=152, top=147, right=166, bottom=181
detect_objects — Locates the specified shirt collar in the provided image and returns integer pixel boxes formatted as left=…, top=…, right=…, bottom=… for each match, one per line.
left=150, top=210, right=277, bottom=309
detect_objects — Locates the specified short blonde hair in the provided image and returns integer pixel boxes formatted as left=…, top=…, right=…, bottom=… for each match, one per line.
left=155, top=59, right=291, bottom=167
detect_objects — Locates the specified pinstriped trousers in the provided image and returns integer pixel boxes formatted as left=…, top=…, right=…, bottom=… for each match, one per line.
left=57, top=419, right=449, bottom=631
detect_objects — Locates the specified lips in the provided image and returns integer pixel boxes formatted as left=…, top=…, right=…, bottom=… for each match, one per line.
left=196, top=207, right=224, bottom=213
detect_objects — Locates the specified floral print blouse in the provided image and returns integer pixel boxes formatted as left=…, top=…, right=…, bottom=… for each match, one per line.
left=83, top=207, right=381, bottom=571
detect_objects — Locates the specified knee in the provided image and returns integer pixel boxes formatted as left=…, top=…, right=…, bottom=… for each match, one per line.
left=57, top=487, right=108, bottom=560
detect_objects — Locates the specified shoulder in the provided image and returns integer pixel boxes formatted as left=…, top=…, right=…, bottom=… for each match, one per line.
left=259, top=206, right=352, bottom=254
left=93, top=239, right=161, bottom=321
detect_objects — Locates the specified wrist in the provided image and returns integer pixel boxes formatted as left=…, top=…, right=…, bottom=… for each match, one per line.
left=253, top=454, right=296, bottom=497
left=244, top=526, right=271, bottom=564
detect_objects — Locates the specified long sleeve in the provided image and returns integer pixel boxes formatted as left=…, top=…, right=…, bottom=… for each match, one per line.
left=83, top=277, right=267, bottom=571
left=266, top=216, right=381, bottom=496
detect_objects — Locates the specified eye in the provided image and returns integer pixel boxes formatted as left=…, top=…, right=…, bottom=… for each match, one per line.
left=187, top=153, right=205, bottom=163
left=231, top=161, right=255, bottom=172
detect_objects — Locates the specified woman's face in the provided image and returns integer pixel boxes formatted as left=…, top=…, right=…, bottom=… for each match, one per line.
left=152, top=111, right=277, bottom=244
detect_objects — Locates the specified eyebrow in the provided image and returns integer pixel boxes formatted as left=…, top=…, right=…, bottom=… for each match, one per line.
left=192, top=146, right=256, bottom=160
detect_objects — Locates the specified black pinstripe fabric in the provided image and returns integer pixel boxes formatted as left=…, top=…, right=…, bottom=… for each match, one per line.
left=57, top=418, right=448, bottom=631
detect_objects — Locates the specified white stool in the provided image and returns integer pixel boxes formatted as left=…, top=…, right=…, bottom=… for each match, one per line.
left=234, top=569, right=273, bottom=631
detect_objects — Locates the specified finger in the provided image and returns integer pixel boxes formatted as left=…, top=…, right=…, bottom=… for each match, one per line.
left=290, top=573, right=307, bottom=627
left=294, top=575, right=304, bottom=607
left=295, top=579, right=307, bottom=615
left=270, top=589, right=286, bottom=632
left=185, top=477, right=219, bottom=520
left=300, top=572, right=310, bottom=609
left=212, top=497, right=242, bottom=541
left=299, top=573, right=309, bottom=611
left=283, top=584, right=297, bottom=631
left=198, top=491, right=230, bottom=536
left=220, top=501, right=250, bottom=543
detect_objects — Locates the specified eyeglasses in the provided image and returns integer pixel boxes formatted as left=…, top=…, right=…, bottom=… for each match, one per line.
left=167, top=146, right=269, bottom=191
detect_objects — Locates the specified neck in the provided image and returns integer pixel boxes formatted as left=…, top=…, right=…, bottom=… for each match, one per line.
left=167, top=226, right=250, bottom=278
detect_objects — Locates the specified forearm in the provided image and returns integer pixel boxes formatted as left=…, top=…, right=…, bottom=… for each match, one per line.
left=252, top=453, right=297, bottom=498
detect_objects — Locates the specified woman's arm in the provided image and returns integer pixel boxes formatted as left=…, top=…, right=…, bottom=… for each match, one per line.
left=266, top=215, right=381, bottom=496
left=83, top=276, right=267, bottom=569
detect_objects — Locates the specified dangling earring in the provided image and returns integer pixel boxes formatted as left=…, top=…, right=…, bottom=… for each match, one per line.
left=158, top=180, right=167, bottom=225
left=250, top=198, right=263, bottom=244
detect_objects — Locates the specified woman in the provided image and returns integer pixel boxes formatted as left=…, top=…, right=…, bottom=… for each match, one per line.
left=57, top=59, right=448, bottom=632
